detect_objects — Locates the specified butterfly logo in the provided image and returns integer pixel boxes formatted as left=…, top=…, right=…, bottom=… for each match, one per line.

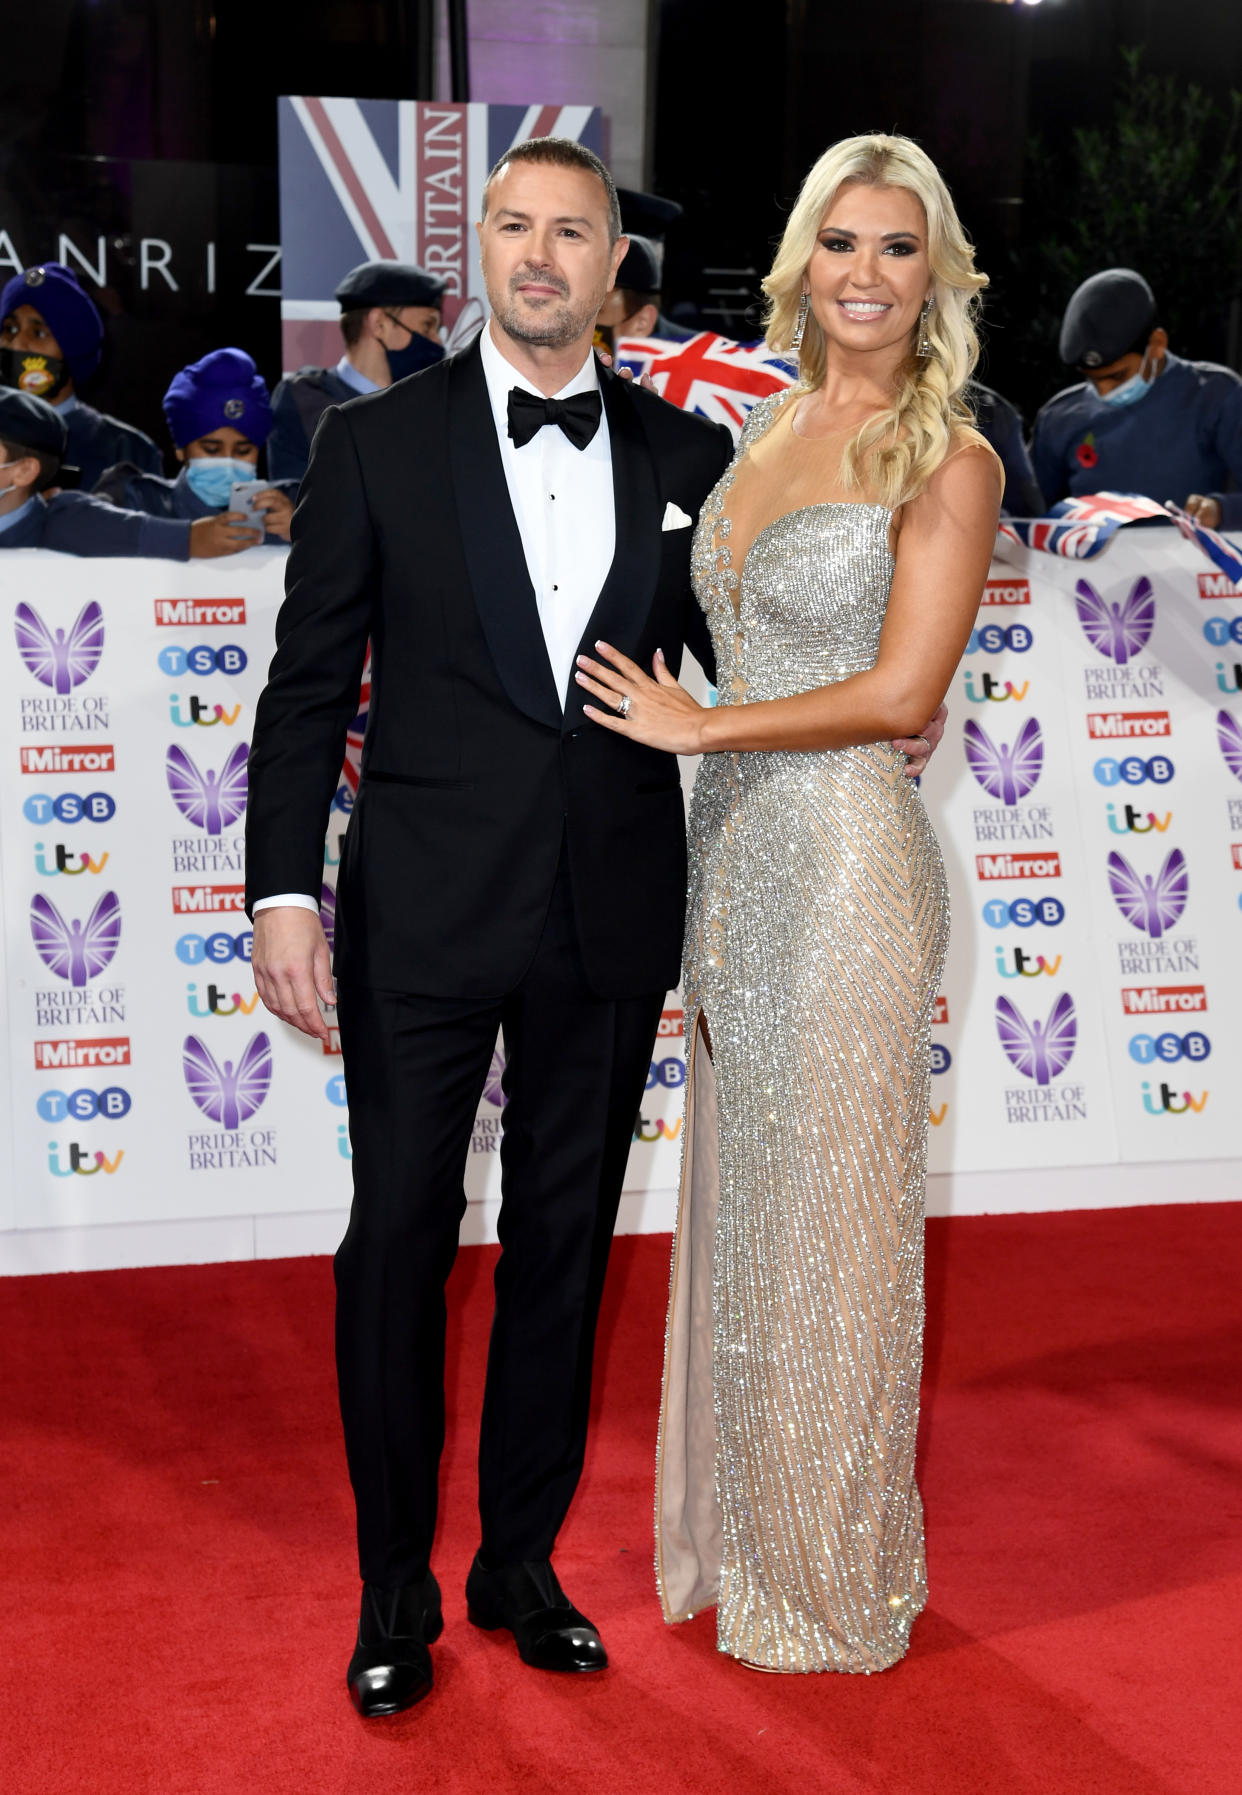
left=165, top=740, right=249, bottom=833
left=1217, top=710, right=1242, bottom=784
left=319, top=883, right=336, bottom=956
left=15, top=600, right=104, bottom=693
left=963, top=716, right=1044, bottom=804
left=182, top=1032, right=272, bottom=1128
left=483, top=1046, right=507, bottom=1109
left=30, top=890, right=121, bottom=983
left=1107, top=847, right=1188, bottom=939
left=1074, top=576, right=1155, bottom=665
left=995, top=992, right=1077, bottom=1084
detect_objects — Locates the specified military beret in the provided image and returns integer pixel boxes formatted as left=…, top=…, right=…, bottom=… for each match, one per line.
left=0, top=262, right=104, bottom=384
left=616, top=234, right=662, bottom=294
left=333, top=261, right=447, bottom=312
left=0, top=386, right=69, bottom=458
left=163, top=347, right=273, bottom=447
left=617, top=188, right=683, bottom=242
left=1059, top=268, right=1158, bottom=369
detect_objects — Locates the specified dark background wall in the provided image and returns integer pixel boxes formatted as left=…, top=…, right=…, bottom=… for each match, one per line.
left=2, top=0, right=1240, bottom=455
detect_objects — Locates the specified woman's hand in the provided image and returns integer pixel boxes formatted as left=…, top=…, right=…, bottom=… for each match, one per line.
left=576, top=641, right=707, bottom=754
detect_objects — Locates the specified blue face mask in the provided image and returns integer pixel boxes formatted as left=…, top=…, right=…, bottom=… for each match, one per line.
left=184, top=457, right=257, bottom=509
left=1097, top=356, right=1154, bottom=410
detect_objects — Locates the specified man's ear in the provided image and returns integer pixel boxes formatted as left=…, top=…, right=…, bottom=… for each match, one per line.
left=1149, top=326, right=1169, bottom=365
left=4, top=452, right=42, bottom=492
left=625, top=303, right=660, bottom=340
left=608, top=233, right=630, bottom=289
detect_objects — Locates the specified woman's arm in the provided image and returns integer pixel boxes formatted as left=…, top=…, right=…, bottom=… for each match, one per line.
left=576, top=444, right=1001, bottom=754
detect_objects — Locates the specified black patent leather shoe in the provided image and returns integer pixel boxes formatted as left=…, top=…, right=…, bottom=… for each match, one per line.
left=465, top=1553, right=608, bottom=1672
left=347, top=1573, right=443, bottom=1717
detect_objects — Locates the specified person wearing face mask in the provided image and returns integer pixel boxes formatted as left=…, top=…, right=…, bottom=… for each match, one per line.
left=94, top=347, right=295, bottom=547
left=0, top=263, right=162, bottom=492
left=0, top=387, right=236, bottom=559
left=1030, top=268, right=1242, bottom=527
left=267, top=261, right=447, bottom=487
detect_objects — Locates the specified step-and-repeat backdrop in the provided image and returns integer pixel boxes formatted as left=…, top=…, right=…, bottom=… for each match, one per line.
left=0, top=532, right=1238, bottom=1267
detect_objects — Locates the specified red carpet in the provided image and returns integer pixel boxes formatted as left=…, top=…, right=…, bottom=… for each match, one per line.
left=3, top=1203, right=1240, bottom=1795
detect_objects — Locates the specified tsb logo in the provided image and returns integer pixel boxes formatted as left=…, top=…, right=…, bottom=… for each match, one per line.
left=931, top=1043, right=952, bottom=1074
left=158, top=644, right=248, bottom=676
left=37, top=1086, right=132, bottom=1121
left=1128, top=1031, right=1210, bottom=1065
left=965, top=621, right=1034, bottom=654
left=23, top=791, right=116, bottom=824
left=982, top=895, right=1065, bottom=929
left=646, top=1056, right=686, bottom=1091
left=176, top=930, right=253, bottom=965
left=1093, top=755, right=1173, bottom=787
left=1202, top=617, right=1242, bottom=646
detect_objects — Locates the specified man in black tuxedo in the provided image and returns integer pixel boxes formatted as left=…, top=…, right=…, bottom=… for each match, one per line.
left=247, top=138, right=938, bottom=1719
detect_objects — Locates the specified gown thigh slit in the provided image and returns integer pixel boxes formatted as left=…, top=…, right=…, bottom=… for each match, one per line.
left=655, top=391, right=951, bottom=1673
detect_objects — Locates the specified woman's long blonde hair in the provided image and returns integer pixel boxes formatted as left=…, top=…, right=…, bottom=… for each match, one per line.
left=763, top=133, right=987, bottom=508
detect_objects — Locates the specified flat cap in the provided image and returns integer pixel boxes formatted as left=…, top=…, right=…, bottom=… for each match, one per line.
left=0, top=386, right=68, bottom=458
left=334, top=261, right=447, bottom=312
left=1060, top=268, right=1157, bottom=369
left=616, top=234, right=662, bottom=294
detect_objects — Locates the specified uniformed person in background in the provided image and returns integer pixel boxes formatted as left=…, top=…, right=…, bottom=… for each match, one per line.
left=95, top=347, right=292, bottom=546
left=0, top=263, right=162, bottom=492
left=969, top=382, right=1045, bottom=516
left=615, top=189, right=697, bottom=341
left=266, top=261, right=446, bottom=486
left=594, top=234, right=679, bottom=347
left=1030, top=268, right=1242, bottom=529
left=0, top=388, right=251, bottom=558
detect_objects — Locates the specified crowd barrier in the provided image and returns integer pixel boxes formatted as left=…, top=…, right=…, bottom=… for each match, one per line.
left=0, top=530, right=1237, bottom=1273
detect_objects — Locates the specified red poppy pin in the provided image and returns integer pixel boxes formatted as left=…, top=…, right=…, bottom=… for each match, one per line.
left=1075, top=433, right=1099, bottom=470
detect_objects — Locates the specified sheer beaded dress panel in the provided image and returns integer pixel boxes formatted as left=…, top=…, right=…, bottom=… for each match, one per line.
left=655, top=390, right=950, bottom=1673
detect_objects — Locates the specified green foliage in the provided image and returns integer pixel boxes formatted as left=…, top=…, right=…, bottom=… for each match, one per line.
left=1006, top=48, right=1242, bottom=417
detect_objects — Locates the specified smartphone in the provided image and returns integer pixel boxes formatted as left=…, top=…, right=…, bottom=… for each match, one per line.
left=229, top=481, right=276, bottom=528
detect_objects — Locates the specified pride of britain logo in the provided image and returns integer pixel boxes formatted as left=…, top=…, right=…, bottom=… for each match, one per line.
left=182, top=1032, right=272, bottom=1127
left=30, top=891, right=121, bottom=982
left=165, top=742, right=248, bottom=831
left=995, top=992, right=1077, bottom=1082
left=1106, top=848, right=1188, bottom=939
left=1218, top=711, right=1242, bottom=782
left=964, top=717, right=1044, bottom=804
left=14, top=601, right=104, bottom=692
left=1074, top=577, right=1155, bottom=665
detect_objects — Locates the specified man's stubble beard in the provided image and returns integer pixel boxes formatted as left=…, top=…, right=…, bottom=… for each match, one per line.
left=491, top=282, right=604, bottom=352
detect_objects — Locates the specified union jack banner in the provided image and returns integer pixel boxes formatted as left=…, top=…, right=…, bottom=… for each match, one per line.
left=999, top=489, right=1242, bottom=579
left=278, top=98, right=602, bottom=371
left=614, top=333, right=797, bottom=439
left=341, top=644, right=371, bottom=795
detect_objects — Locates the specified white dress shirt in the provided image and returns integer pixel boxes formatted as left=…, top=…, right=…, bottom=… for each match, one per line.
left=255, top=325, right=616, bottom=917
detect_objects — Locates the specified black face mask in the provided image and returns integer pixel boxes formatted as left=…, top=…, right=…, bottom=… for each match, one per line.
left=0, top=346, right=70, bottom=402
left=382, top=317, right=445, bottom=383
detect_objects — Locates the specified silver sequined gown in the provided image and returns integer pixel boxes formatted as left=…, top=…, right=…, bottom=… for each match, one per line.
left=655, top=392, right=950, bottom=1672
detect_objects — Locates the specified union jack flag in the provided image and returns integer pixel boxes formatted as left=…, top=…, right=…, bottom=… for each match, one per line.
left=614, top=333, right=797, bottom=439
left=279, top=98, right=602, bottom=371
left=999, top=489, right=1242, bottom=578
left=341, top=644, right=371, bottom=794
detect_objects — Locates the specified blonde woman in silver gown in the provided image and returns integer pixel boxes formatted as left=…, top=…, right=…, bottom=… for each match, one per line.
left=575, top=135, right=1002, bottom=1672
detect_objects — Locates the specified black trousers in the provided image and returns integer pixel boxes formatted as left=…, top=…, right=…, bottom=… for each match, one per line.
left=334, top=852, right=664, bottom=1588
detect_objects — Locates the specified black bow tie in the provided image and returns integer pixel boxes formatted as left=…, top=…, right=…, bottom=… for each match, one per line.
left=507, top=386, right=602, bottom=451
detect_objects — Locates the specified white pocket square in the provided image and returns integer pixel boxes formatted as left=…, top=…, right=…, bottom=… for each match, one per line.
left=662, top=501, right=694, bottom=532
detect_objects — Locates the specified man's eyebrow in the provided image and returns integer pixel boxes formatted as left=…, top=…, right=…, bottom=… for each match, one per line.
left=819, top=226, right=922, bottom=242
left=492, top=208, right=595, bottom=227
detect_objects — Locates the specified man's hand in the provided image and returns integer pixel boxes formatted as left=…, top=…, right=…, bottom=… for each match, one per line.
left=189, top=512, right=263, bottom=558
left=894, top=702, right=947, bottom=778
left=1184, top=493, right=1222, bottom=530
left=251, top=488, right=295, bottom=541
left=252, top=907, right=335, bottom=1042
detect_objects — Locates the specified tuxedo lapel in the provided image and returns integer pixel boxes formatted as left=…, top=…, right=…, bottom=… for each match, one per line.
left=447, top=338, right=562, bottom=731
left=560, top=366, right=661, bottom=731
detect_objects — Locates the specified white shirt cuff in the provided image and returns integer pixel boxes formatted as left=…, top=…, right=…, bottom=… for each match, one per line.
left=252, top=893, right=321, bottom=915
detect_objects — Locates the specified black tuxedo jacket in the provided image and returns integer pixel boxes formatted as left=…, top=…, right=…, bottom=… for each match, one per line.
left=245, top=335, right=733, bottom=998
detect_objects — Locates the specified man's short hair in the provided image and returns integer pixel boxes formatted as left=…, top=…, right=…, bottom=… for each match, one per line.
left=481, top=137, right=622, bottom=245
left=617, top=287, right=660, bottom=319
left=0, top=433, right=59, bottom=492
left=339, top=308, right=368, bottom=349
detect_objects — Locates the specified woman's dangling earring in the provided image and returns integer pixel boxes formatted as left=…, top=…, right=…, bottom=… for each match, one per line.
left=918, top=297, right=933, bottom=358
left=791, top=293, right=810, bottom=352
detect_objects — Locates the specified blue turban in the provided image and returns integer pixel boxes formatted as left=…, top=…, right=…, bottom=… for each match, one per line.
left=162, top=347, right=273, bottom=447
left=0, top=263, right=104, bottom=384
